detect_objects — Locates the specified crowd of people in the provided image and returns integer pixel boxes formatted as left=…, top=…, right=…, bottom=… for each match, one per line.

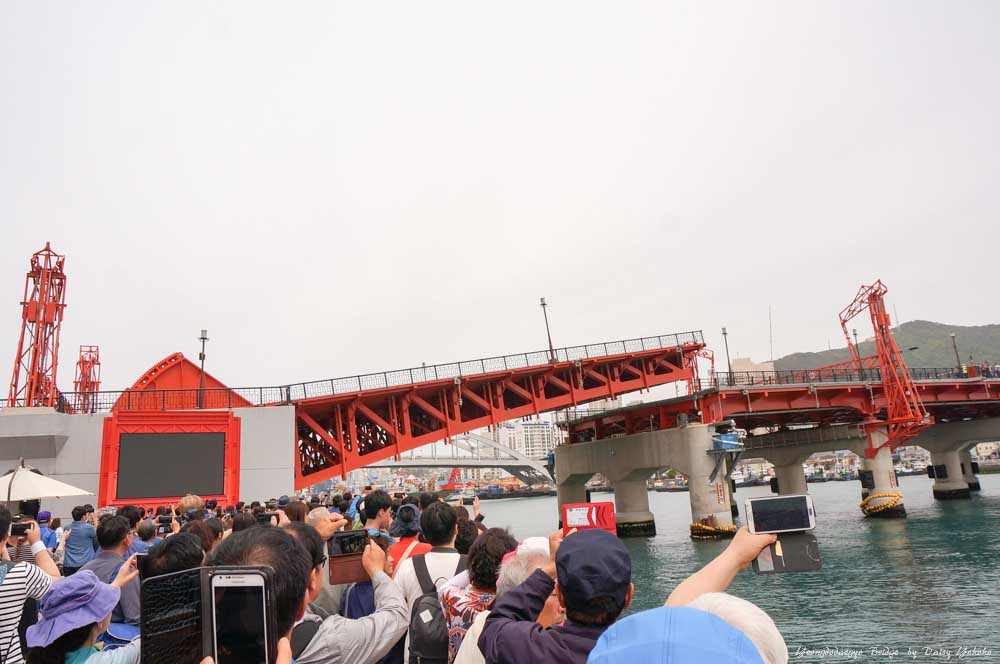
left=0, top=489, right=789, bottom=664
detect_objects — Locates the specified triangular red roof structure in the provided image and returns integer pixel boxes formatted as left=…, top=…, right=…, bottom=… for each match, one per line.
left=113, top=352, right=253, bottom=410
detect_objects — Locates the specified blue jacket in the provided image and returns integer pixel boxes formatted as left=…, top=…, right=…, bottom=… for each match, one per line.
left=38, top=525, right=57, bottom=550
left=339, top=581, right=404, bottom=664
left=347, top=495, right=363, bottom=521
left=63, top=520, right=98, bottom=567
left=479, top=569, right=609, bottom=664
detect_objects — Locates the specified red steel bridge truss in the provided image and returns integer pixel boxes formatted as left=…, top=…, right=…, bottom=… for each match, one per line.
left=292, top=334, right=704, bottom=488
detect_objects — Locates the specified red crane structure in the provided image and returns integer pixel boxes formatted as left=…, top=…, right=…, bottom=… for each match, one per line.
left=835, top=280, right=932, bottom=456
left=7, top=243, right=68, bottom=408
left=73, top=346, right=102, bottom=413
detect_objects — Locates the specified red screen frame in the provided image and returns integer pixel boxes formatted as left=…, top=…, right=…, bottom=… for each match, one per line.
left=98, top=410, right=241, bottom=509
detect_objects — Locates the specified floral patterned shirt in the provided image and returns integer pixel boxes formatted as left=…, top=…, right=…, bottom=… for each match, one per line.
left=439, top=584, right=496, bottom=663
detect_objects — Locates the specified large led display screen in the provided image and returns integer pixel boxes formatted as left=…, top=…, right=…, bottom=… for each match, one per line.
left=116, top=432, right=225, bottom=499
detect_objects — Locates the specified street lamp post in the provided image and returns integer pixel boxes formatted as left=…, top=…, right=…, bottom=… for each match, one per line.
left=950, top=333, right=962, bottom=374
left=540, top=298, right=556, bottom=363
left=852, top=329, right=862, bottom=377
left=198, top=329, right=209, bottom=408
left=721, top=327, right=732, bottom=375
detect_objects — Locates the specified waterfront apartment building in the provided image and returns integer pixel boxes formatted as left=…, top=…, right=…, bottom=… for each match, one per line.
left=491, top=419, right=565, bottom=459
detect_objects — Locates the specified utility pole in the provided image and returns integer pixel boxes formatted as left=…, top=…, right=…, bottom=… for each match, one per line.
left=198, top=329, right=209, bottom=408
left=540, top=298, right=556, bottom=362
left=722, top=327, right=732, bottom=375
left=950, top=333, right=961, bottom=373
left=768, top=305, right=774, bottom=361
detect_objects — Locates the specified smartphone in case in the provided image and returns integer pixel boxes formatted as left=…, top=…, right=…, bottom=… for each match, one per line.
left=9, top=523, right=32, bottom=538
left=745, top=494, right=816, bottom=534
left=752, top=532, right=822, bottom=574
left=210, top=571, right=269, bottom=664
left=327, top=530, right=370, bottom=585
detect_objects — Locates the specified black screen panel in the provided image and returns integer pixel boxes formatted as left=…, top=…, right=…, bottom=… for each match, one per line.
left=117, top=432, right=225, bottom=499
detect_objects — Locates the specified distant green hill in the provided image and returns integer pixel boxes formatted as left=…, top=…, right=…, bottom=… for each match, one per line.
left=774, top=320, right=1000, bottom=370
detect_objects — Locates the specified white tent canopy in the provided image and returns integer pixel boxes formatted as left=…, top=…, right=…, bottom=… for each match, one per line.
left=1, top=460, right=93, bottom=503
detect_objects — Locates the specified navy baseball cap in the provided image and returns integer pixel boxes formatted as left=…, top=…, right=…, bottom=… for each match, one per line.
left=588, top=606, right=764, bottom=664
left=556, top=529, right=631, bottom=609
left=277, top=495, right=290, bottom=509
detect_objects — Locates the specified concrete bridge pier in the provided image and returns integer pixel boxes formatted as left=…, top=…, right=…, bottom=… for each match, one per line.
left=765, top=449, right=811, bottom=496
left=556, top=479, right=589, bottom=512
left=928, top=450, right=970, bottom=500
left=860, top=440, right=907, bottom=518
left=960, top=448, right=981, bottom=492
left=774, top=462, right=808, bottom=496
left=611, top=474, right=656, bottom=537
left=554, top=423, right=733, bottom=539
left=909, top=419, right=1000, bottom=500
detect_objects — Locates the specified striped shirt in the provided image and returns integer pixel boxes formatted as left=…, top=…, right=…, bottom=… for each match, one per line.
left=0, top=562, right=52, bottom=664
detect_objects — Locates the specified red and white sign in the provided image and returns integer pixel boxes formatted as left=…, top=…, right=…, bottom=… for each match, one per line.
left=561, top=502, right=617, bottom=535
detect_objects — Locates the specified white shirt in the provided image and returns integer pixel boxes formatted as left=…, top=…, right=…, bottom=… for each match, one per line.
left=393, top=548, right=462, bottom=662
left=0, top=562, right=52, bottom=664
left=454, top=610, right=489, bottom=664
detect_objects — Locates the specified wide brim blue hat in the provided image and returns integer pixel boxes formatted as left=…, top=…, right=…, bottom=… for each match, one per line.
left=587, top=606, right=764, bottom=664
left=390, top=504, right=421, bottom=538
left=26, top=571, right=121, bottom=648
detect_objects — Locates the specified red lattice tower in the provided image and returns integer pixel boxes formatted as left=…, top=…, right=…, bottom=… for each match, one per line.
left=838, top=280, right=932, bottom=456
left=74, top=345, right=101, bottom=413
left=7, top=243, right=68, bottom=408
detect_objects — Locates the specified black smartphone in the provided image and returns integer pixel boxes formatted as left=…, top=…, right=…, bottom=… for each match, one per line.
left=10, top=523, right=32, bottom=538
left=157, top=515, right=173, bottom=525
left=211, top=570, right=270, bottom=664
left=752, top=532, right=822, bottom=574
left=135, top=552, right=150, bottom=580
left=156, top=525, right=170, bottom=536
left=255, top=512, right=277, bottom=525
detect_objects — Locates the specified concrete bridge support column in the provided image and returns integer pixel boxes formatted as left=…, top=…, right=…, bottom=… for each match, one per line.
left=911, top=417, right=1000, bottom=500
left=556, top=482, right=589, bottom=512
left=860, top=440, right=907, bottom=518
left=683, top=432, right=735, bottom=534
left=554, top=424, right=732, bottom=540
left=612, top=476, right=656, bottom=537
left=960, top=448, right=981, bottom=492
left=773, top=461, right=809, bottom=496
left=929, top=450, right=970, bottom=500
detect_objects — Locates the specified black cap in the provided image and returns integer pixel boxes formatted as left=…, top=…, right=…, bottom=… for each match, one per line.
left=205, top=499, right=217, bottom=510
left=556, top=530, right=632, bottom=610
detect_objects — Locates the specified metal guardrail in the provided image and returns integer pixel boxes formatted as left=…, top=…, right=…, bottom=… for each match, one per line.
left=712, top=367, right=974, bottom=388
left=5, top=330, right=704, bottom=414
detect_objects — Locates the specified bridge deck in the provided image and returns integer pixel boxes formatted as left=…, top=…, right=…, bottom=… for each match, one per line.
left=562, top=370, right=1000, bottom=443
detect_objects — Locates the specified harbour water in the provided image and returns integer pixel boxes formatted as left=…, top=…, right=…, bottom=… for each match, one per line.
left=477, top=474, right=1000, bottom=662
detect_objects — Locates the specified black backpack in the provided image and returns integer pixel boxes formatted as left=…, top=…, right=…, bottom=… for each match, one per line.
left=408, top=553, right=466, bottom=664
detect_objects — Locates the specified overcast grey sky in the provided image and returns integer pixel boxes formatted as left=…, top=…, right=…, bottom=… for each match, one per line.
left=2, top=1, right=998, bottom=392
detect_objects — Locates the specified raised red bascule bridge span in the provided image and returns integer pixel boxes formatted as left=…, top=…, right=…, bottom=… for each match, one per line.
left=56, top=332, right=705, bottom=490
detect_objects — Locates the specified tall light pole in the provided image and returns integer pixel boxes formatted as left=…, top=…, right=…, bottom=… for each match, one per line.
left=540, top=298, right=556, bottom=362
left=198, top=329, right=209, bottom=408
left=950, top=333, right=961, bottom=373
left=721, top=327, right=732, bottom=375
